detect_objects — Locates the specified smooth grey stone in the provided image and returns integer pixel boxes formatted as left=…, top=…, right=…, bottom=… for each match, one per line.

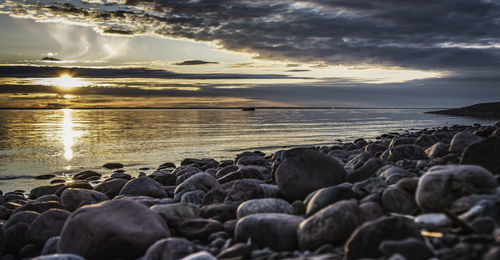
left=59, top=200, right=170, bottom=259
left=414, top=213, right=451, bottom=230
left=41, top=236, right=60, bottom=255
left=150, top=203, right=200, bottom=227
left=416, top=165, right=496, bottom=212
left=298, top=200, right=363, bottom=251
left=379, top=144, right=427, bottom=162
left=32, top=254, right=85, bottom=260
left=305, top=183, right=355, bottom=216
left=60, top=189, right=108, bottom=212
left=144, top=238, right=196, bottom=260
left=180, top=251, right=217, bottom=260
left=27, top=209, right=70, bottom=245
left=119, top=176, right=167, bottom=198
left=237, top=198, right=293, bottom=218
left=449, top=132, right=482, bottom=153
left=235, top=213, right=304, bottom=251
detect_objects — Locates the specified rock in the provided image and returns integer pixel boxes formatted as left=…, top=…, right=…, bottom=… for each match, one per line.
left=461, top=136, right=500, bottom=175
left=217, top=243, right=251, bottom=259
left=60, top=189, right=108, bottom=212
left=425, top=142, right=449, bottom=159
left=174, top=172, right=219, bottom=197
left=382, top=186, right=418, bottom=215
left=59, top=200, right=170, bottom=259
left=360, top=202, right=386, bottom=221
left=29, top=184, right=65, bottom=199
left=93, top=178, right=127, bottom=199
left=379, top=167, right=416, bottom=185
left=200, top=203, right=238, bottom=222
left=346, top=158, right=381, bottom=183
left=41, top=236, right=59, bottom=255
left=298, top=200, right=363, bottom=251
left=181, top=251, right=217, bottom=260
left=35, top=195, right=60, bottom=203
left=416, top=165, right=496, bottom=212
left=352, top=177, right=387, bottom=198
left=471, top=216, right=496, bottom=234
left=5, top=211, right=39, bottom=229
left=150, top=203, right=200, bottom=227
left=32, top=254, right=85, bottom=260
left=72, top=170, right=101, bottom=180
left=5, top=222, right=29, bottom=252
left=202, top=180, right=264, bottom=205
left=276, top=149, right=346, bottom=201
left=19, top=244, right=43, bottom=259
left=305, top=183, right=355, bottom=216
left=389, top=137, right=415, bottom=148
left=102, top=162, right=123, bottom=169
left=364, top=143, right=387, bottom=155
left=12, top=201, right=62, bottom=215
left=181, top=158, right=218, bottom=168
left=236, top=154, right=268, bottom=166
left=172, top=165, right=200, bottom=177
left=55, top=182, right=93, bottom=196
left=379, top=238, right=433, bottom=260
left=414, top=135, right=437, bottom=148
left=235, top=213, right=304, bottom=251
left=176, top=218, right=224, bottom=240
left=449, top=132, right=483, bottom=153
left=216, top=165, right=240, bottom=178
left=153, top=174, right=177, bottom=186
left=236, top=198, right=293, bottom=218
left=0, top=225, right=5, bottom=254
left=259, top=184, right=280, bottom=198
left=344, top=152, right=372, bottom=172
left=379, top=145, right=427, bottom=162
left=217, top=167, right=267, bottom=184
left=110, top=172, right=132, bottom=180
left=344, top=216, right=422, bottom=260
left=181, top=190, right=205, bottom=206
left=144, top=238, right=196, bottom=260
left=484, top=247, right=500, bottom=260
left=27, top=209, right=70, bottom=245
left=473, top=126, right=497, bottom=137
left=119, top=176, right=167, bottom=198
left=414, top=213, right=451, bottom=230
left=34, top=174, right=56, bottom=180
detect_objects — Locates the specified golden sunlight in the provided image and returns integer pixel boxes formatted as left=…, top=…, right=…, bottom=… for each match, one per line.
left=62, top=109, right=74, bottom=160
left=54, top=74, right=87, bottom=89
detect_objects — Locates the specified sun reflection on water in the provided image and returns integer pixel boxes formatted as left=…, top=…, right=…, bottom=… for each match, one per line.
left=62, top=109, right=74, bottom=160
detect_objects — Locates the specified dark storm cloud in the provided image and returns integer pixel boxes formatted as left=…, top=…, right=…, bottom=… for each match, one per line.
left=3, top=0, right=500, bottom=71
left=173, top=60, right=218, bottom=66
left=0, top=66, right=298, bottom=79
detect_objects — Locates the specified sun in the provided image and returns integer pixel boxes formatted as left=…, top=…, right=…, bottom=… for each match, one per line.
left=54, top=74, right=86, bottom=89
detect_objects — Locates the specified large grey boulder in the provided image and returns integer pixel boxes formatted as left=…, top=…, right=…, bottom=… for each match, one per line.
left=416, top=165, right=496, bottom=212
left=276, top=149, right=346, bottom=201
left=59, top=200, right=170, bottom=259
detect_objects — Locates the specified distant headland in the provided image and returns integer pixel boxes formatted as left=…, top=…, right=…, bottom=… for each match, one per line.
left=426, top=101, right=500, bottom=119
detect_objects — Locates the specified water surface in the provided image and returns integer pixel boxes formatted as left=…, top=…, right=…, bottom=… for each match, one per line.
left=0, top=108, right=494, bottom=192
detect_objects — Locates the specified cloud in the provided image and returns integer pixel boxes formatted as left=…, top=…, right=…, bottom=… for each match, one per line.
left=173, top=60, right=218, bottom=66
left=1, top=0, right=499, bottom=72
left=285, top=69, right=311, bottom=72
left=0, top=65, right=301, bottom=79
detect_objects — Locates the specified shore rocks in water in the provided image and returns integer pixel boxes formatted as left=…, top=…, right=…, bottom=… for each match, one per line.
left=276, top=149, right=346, bottom=201
left=416, top=165, right=496, bottom=212
left=59, top=200, right=170, bottom=259
left=6, top=121, right=500, bottom=259
left=235, top=213, right=304, bottom=251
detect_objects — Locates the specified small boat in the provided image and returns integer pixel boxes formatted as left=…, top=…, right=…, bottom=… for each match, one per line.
left=241, top=107, right=256, bottom=111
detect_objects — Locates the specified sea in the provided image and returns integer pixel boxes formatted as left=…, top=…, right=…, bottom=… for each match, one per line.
left=0, top=108, right=495, bottom=193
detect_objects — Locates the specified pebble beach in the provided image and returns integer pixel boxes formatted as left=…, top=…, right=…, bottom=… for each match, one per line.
left=1, top=121, right=500, bottom=260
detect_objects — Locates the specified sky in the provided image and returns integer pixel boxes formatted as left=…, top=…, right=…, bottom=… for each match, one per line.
left=0, top=0, right=499, bottom=108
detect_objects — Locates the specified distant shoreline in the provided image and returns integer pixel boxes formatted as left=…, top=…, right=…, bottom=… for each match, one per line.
left=0, top=107, right=447, bottom=110
left=426, top=101, right=500, bottom=119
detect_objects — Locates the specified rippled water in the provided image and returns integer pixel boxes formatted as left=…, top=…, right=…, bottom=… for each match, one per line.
left=0, top=108, right=495, bottom=192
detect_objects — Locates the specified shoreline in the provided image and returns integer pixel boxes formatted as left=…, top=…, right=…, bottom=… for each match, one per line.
left=0, top=121, right=499, bottom=259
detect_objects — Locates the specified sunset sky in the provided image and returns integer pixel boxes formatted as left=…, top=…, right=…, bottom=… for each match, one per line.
left=1, top=0, right=499, bottom=108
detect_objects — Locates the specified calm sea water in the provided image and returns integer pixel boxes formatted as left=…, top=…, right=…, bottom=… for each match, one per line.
left=0, top=109, right=495, bottom=192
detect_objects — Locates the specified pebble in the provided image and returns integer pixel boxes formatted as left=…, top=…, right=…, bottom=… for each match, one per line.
left=236, top=198, right=293, bottom=218
left=119, top=176, right=167, bottom=198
